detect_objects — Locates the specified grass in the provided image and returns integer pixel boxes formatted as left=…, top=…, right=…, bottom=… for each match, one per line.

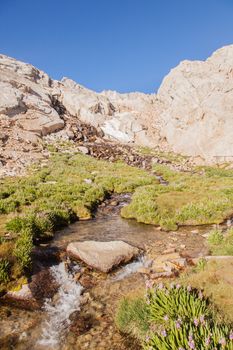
left=180, top=259, right=233, bottom=324
left=121, top=164, right=233, bottom=230
left=116, top=282, right=233, bottom=349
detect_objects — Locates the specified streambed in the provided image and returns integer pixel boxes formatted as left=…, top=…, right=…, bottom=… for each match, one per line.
left=0, top=195, right=208, bottom=350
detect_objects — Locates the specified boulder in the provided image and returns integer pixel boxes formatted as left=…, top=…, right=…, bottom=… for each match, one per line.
left=66, top=240, right=139, bottom=272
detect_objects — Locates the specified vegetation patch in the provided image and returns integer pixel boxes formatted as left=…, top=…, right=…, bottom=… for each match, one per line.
left=116, top=283, right=233, bottom=349
left=122, top=164, right=233, bottom=230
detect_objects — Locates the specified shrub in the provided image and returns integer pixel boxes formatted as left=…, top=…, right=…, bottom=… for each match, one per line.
left=13, top=228, right=33, bottom=271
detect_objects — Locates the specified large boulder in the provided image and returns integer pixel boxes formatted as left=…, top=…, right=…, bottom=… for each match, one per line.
left=157, top=45, right=233, bottom=163
left=66, top=240, right=140, bottom=272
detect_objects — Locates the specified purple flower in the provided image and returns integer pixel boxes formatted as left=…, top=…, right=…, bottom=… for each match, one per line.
left=158, top=282, right=164, bottom=290
left=176, top=283, right=181, bottom=289
left=205, top=337, right=210, bottom=345
left=164, top=315, right=169, bottom=322
left=145, top=279, right=153, bottom=289
left=145, top=335, right=150, bottom=342
left=200, top=315, right=205, bottom=324
left=188, top=334, right=193, bottom=341
left=219, top=338, right=226, bottom=346
left=161, top=329, right=167, bottom=337
left=198, top=291, right=203, bottom=300
left=175, top=320, right=181, bottom=329
left=188, top=340, right=195, bottom=349
left=194, top=318, right=199, bottom=326
left=230, top=331, right=233, bottom=340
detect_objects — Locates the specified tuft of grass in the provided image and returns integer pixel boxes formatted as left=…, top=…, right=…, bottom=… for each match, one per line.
left=208, top=228, right=233, bottom=256
left=13, top=228, right=33, bottom=272
left=0, top=258, right=10, bottom=283
left=115, top=297, right=150, bottom=340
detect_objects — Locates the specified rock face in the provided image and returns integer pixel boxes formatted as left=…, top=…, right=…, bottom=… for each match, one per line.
left=1, top=44, right=233, bottom=173
left=66, top=240, right=139, bottom=272
left=157, top=45, right=233, bottom=163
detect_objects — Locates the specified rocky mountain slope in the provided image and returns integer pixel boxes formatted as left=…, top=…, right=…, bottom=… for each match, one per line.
left=0, top=44, right=233, bottom=176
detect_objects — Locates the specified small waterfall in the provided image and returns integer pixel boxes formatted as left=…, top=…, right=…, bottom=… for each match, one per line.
left=112, top=255, right=150, bottom=281
left=37, top=262, right=83, bottom=348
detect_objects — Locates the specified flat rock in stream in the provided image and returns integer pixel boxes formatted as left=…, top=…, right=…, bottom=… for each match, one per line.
left=67, top=240, right=139, bottom=272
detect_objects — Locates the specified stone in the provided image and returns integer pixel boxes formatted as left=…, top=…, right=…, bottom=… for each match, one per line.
left=6, top=284, right=33, bottom=301
left=66, top=240, right=139, bottom=272
left=151, top=252, right=187, bottom=273
left=77, top=146, right=89, bottom=155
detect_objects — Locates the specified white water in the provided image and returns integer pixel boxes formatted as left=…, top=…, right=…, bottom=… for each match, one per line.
left=112, top=255, right=151, bottom=281
left=37, top=262, right=83, bottom=348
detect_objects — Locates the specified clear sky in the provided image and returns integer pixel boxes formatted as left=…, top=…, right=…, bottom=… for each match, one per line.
left=0, top=0, right=233, bottom=93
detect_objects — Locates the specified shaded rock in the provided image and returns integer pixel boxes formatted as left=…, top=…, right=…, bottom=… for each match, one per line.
left=67, top=240, right=139, bottom=272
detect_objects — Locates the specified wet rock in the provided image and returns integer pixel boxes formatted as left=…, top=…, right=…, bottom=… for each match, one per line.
left=151, top=252, right=188, bottom=275
left=67, top=240, right=139, bottom=273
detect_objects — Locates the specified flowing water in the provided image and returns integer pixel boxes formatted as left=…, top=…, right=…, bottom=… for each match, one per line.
left=37, top=262, right=83, bottom=349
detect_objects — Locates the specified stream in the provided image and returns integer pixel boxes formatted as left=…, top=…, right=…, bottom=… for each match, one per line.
left=0, top=194, right=209, bottom=350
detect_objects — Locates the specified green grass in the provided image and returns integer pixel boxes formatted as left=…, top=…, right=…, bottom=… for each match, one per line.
left=121, top=164, right=233, bottom=230
left=116, top=283, right=233, bottom=349
left=208, top=228, right=233, bottom=256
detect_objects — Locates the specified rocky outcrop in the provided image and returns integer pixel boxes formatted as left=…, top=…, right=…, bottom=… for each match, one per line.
left=67, top=240, right=139, bottom=272
left=157, top=45, right=233, bottom=163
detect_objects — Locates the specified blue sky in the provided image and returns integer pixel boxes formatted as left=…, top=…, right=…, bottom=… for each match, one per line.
left=0, top=0, right=233, bottom=93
